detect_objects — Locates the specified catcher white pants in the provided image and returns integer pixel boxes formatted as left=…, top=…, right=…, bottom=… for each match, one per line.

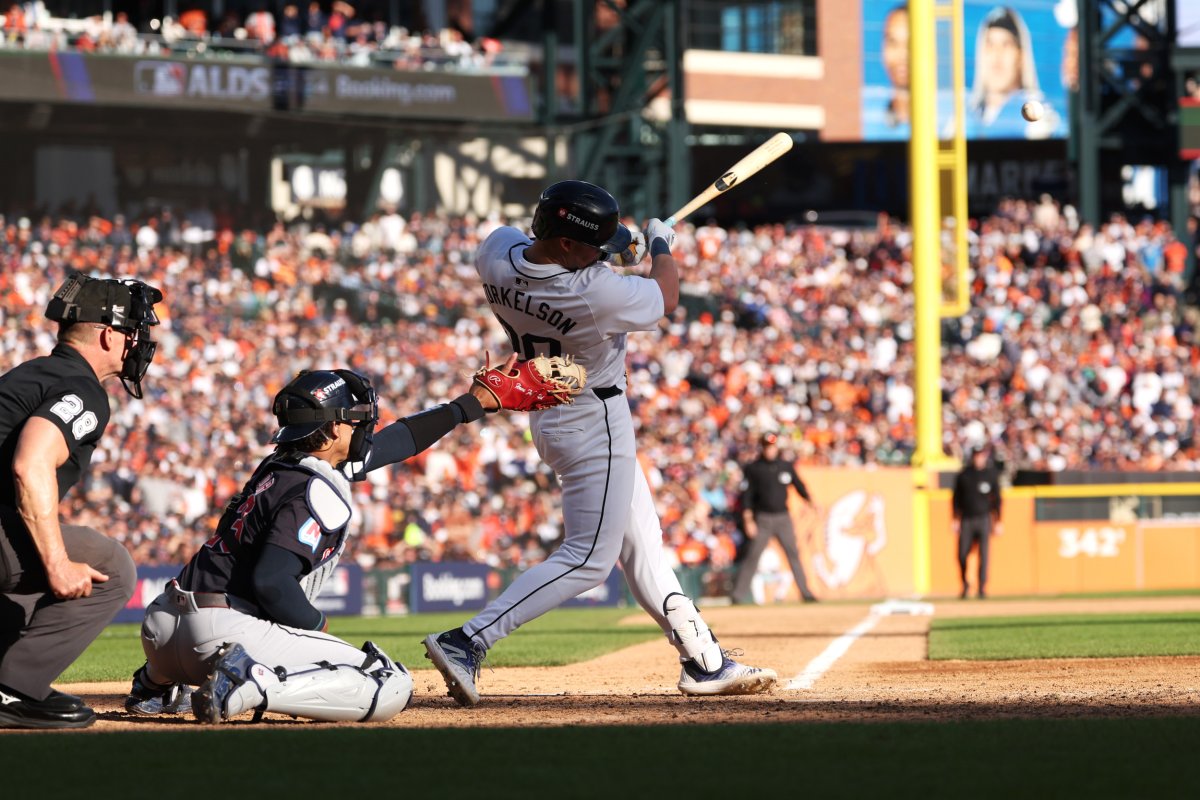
left=465, top=391, right=689, bottom=650
left=140, top=584, right=411, bottom=721
left=141, top=588, right=367, bottom=686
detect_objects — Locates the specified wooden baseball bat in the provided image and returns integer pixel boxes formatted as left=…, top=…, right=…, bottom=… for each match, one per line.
left=664, top=131, right=794, bottom=226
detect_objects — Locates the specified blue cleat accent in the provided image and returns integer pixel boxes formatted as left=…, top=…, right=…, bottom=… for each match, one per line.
left=124, top=666, right=192, bottom=716
left=678, top=651, right=777, bottom=696
left=423, top=628, right=486, bottom=707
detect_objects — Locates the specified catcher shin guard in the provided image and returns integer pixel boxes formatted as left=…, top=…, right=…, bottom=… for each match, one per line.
left=195, top=642, right=413, bottom=723
left=663, top=593, right=724, bottom=673
left=266, top=643, right=412, bottom=723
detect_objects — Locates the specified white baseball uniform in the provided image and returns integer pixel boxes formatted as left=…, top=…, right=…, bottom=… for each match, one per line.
left=463, top=226, right=710, bottom=659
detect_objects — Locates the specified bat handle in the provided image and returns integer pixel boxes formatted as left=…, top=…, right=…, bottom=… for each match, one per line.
left=664, top=216, right=676, bottom=227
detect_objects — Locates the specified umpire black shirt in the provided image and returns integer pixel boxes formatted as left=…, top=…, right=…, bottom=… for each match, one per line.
left=952, top=465, right=1002, bottom=520
left=742, top=457, right=811, bottom=513
left=0, top=344, right=110, bottom=510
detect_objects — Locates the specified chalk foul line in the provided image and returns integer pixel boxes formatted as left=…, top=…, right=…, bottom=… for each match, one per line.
left=783, top=613, right=882, bottom=690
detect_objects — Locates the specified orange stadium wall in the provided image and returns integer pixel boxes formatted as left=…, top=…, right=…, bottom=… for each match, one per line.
left=773, top=468, right=1200, bottom=600
left=773, top=466, right=915, bottom=601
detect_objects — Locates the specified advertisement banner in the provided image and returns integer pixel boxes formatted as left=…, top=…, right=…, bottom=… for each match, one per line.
left=115, top=563, right=363, bottom=624
left=861, top=0, right=1074, bottom=141
left=561, top=568, right=625, bottom=608
left=0, top=52, right=273, bottom=111
left=273, top=65, right=532, bottom=121
left=409, top=561, right=492, bottom=614
left=0, top=52, right=533, bottom=122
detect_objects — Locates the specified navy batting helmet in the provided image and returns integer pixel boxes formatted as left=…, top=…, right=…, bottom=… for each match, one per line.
left=531, top=180, right=633, bottom=254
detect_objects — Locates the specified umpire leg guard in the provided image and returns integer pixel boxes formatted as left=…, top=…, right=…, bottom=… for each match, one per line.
left=194, top=642, right=413, bottom=723
left=663, top=593, right=724, bottom=673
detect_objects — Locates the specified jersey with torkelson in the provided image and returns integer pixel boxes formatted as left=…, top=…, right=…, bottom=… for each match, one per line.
left=476, top=226, right=665, bottom=391
left=178, top=461, right=346, bottom=612
left=0, top=344, right=110, bottom=508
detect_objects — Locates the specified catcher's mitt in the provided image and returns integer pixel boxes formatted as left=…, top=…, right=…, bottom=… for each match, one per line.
left=473, top=354, right=588, bottom=413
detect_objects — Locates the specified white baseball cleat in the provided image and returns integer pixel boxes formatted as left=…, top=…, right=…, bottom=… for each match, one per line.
left=677, top=651, right=778, bottom=696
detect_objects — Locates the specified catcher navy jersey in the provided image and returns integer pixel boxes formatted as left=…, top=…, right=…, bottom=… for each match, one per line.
left=179, top=460, right=345, bottom=613
left=475, top=226, right=664, bottom=391
left=0, top=343, right=111, bottom=507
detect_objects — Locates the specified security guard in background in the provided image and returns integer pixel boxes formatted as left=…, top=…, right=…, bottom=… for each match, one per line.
left=0, top=273, right=163, bottom=728
left=952, top=445, right=1003, bottom=599
left=732, top=433, right=818, bottom=604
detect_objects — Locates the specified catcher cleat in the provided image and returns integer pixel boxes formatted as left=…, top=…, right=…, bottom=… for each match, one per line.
left=124, top=666, right=192, bottom=716
left=193, top=643, right=264, bottom=724
left=677, top=651, right=778, bottom=697
left=423, top=628, right=486, bottom=707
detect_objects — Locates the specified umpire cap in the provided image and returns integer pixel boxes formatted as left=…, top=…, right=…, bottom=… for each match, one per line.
left=45, top=273, right=163, bottom=333
left=531, top=180, right=633, bottom=254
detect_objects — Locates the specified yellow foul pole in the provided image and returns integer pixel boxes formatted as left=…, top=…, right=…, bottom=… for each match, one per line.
left=909, top=0, right=944, bottom=471
left=908, top=0, right=955, bottom=595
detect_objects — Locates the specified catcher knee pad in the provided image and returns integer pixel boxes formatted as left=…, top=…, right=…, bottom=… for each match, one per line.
left=364, top=661, right=414, bottom=722
left=663, top=593, right=724, bottom=673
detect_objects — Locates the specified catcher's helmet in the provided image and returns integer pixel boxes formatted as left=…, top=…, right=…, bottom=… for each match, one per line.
left=45, top=272, right=163, bottom=399
left=271, top=369, right=377, bottom=448
left=531, top=180, right=632, bottom=255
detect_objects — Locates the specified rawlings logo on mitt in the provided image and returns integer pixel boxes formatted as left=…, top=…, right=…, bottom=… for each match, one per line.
left=473, top=354, right=588, bottom=413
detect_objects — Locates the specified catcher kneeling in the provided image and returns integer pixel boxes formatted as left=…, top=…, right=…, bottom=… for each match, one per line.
left=124, top=355, right=584, bottom=723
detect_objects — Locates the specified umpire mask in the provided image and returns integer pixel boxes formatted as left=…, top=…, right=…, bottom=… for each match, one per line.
left=45, top=273, right=164, bottom=399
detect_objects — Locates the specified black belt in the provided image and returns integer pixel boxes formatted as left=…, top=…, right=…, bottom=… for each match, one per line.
left=594, top=386, right=623, bottom=400
left=167, top=580, right=232, bottom=610
left=192, top=592, right=233, bottom=609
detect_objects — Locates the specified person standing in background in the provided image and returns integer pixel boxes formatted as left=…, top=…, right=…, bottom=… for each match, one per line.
left=732, top=433, right=818, bottom=604
left=952, top=445, right=1003, bottom=599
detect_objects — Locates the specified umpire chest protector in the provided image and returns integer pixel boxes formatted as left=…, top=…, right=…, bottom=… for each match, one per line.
left=180, top=454, right=356, bottom=606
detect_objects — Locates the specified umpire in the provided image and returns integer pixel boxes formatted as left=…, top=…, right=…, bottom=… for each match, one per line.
left=0, top=273, right=163, bottom=729
left=952, top=445, right=1003, bottom=599
left=732, top=433, right=817, bottom=604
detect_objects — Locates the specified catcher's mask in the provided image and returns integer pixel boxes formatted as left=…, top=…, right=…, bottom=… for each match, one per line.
left=531, top=180, right=632, bottom=256
left=271, top=369, right=378, bottom=463
left=45, top=273, right=164, bottom=399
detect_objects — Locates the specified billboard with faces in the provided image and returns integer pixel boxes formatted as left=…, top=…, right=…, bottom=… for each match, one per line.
left=861, top=0, right=1076, bottom=141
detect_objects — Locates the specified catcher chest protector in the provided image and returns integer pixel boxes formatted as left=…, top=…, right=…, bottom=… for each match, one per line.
left=531, top=180, right=633, bottom=255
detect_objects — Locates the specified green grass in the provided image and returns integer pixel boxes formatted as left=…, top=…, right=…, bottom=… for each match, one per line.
left=59, top=607, right=661, bottom=683
left=929, top=612, right=1200, bottom=660
left=2, top=718, right=1197, bottom=799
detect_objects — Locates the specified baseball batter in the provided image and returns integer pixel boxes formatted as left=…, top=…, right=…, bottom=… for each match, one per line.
left=425, top=180, right=778, bottom=705
left=125, top=362, right=538, bottom=723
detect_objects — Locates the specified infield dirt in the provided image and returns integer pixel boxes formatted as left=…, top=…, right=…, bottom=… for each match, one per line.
left=8, top=596, right=1200, bottom=733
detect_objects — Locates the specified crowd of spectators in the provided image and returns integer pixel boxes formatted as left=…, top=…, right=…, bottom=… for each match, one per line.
left=2, top=197, right=1199, bottom=579
left=1, top=1, right=517, bottom=71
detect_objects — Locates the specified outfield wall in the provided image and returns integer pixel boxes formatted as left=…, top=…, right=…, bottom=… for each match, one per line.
left=772, top=467, right=1200, bottom=600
